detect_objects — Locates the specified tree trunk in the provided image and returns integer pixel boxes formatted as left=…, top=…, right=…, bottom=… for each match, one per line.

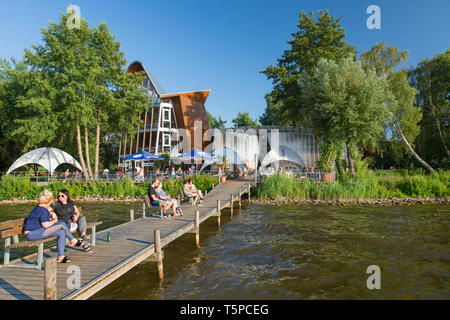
left=346, top=145, right=356, bottom=177
left=84, top=126, right=93, bottom=181
left=429, top=97, right=450, bottom=160
left=94, top=113, right=101, bottom=181
left=394, top=121, right=436, bottom=173
left=335, top=158, right=344, bottom=179
left=76, top=123, right=89, bottom=180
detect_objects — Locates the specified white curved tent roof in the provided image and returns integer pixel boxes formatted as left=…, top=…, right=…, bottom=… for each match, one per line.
left=260, top=146, right=306, bottom=169
left=7, top=147, right=82, bottom=175
left=199, top=147, right=247, bottom=171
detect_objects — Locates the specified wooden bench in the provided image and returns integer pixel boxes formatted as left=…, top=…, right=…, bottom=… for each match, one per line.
left=143, top=195, right=165, bottom=219
left=1, top=218, right=102, bottom=270
left=178, top=188, right=195, bottom=206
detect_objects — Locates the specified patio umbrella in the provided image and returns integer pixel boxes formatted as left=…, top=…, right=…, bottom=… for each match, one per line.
left=199, top=147, right=247, bottom=171
left=123, top=150, right=163, bottom=161
left=177, top=149, right=215, bottom=163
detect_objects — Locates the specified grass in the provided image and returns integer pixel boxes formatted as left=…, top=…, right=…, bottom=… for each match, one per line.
left=256, top=170, right=449, bottom=201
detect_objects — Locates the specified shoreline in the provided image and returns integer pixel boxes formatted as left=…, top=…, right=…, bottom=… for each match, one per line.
left=1, top=195, right=449, bottom=206
left=252, top=196, right=450, bottom=206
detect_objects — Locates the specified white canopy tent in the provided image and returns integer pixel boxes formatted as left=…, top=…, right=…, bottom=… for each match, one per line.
left=260, top=146, right=306, bottom=170
left=199, top=147, right=247, bottom=172
left=6, top=147, right=82, bottom=175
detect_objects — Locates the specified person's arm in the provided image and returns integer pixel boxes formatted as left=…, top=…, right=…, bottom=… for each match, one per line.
left=40, top=208, right=57, bottom=228
left=73, top=205, right=81, bottom=219
left=48, top=206, right=58, bottom=221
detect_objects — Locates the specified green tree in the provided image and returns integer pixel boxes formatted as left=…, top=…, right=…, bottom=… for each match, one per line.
left=261, top=10, right=355, bottom=126
left=22, top=11, right=147, bottom=180
left=360, top=42, right=436, bottom=173
left=232, top=111, right=259, bottom=128
left=259, top=95, right=283, bottom=126
left=206, top=111, right=227, bottom=128
left=409, top=50, right=450, bottom=163
left=299, top=57, right=392, bottom=176
left=0, top=59, right=57, bottom=168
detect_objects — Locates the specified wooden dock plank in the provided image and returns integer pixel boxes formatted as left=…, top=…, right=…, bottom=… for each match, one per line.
left=0, top=180, right=253, bottom=300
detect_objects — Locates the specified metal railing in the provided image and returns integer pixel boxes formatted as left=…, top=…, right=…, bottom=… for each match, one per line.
left=1, top=168, right=336, bottom=183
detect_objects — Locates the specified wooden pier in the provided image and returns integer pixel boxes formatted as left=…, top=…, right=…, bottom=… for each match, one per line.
left=0, top=179, right=254, bottom=300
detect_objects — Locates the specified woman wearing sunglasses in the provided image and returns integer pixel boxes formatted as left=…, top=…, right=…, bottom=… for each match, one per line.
left=24, top=189, right=84, bottom=263
left=51, top=189, right=93, bottom=253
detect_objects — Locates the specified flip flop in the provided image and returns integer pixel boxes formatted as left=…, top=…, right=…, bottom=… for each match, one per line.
left=83, top=244, right=93, bottom=253
left=58, top=256, right=70, bottom=263
left=81, top=234, right=90, bottom=241
left=74, top=239, right=84, bottom=247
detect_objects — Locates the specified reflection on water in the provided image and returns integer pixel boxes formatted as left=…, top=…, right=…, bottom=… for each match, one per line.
left=1, top=202, right=449, bottom=299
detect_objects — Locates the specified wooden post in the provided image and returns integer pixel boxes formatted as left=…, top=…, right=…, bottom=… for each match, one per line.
left=37, top=243, right=44, bottom=269
left=142, top=198, right=146, bottom=219
left=195, top=210, right=200, bottom=248
left=130, top=209, right=134, bottom=221
left=230, top=194, right=234, bottom=216
left=205, top=189, right=208, bottom=196
left=4, top=237, right=10, bottom=267
left=238, top=187, right=242, bottom=208
left=89, top=226, right=96, bottom=246
left=217, top=199, right=221, bottom=228
left=44, top=257, right=57, bottom=300
left=248, top=184, right=251, bottom=203
left=154, top=229, right=163, bottom=279
left=142, top=111, right=148, bottom=150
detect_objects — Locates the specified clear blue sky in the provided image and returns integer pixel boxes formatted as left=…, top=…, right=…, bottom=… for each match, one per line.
left=0, top=0, right=448, bottom=126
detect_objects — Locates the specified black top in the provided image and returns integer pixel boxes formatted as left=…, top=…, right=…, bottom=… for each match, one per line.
left=148, top=186, right=158, bottom=201
left=51, top=202, right=76, bottom=222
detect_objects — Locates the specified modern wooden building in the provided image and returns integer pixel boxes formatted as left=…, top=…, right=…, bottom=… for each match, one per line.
left=118, top=61, right=210, bottom=168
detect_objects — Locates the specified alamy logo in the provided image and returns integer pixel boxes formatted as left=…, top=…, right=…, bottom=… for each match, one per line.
left=66, top=4, right=82, bottom=30
left=366, top=265, right=381, bottom=289
left=66, top=265, right=81, bottom=290
left=366, top=5, right=381, bottom=30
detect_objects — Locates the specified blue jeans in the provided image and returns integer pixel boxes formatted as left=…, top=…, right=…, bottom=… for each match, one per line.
left=26, top=222, right=75, bottom=257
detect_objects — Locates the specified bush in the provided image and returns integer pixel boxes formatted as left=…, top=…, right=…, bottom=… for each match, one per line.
left=0, top=174, right=220, bottom=200
left=257, top=171, right=449, bottom=201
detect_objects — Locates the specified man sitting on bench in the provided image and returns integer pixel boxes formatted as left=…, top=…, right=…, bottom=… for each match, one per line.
left=148, top=178, right=180, bottom=217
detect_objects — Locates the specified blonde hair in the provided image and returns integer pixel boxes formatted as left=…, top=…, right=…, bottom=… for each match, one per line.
left=38, top=189, right=54, bottom=205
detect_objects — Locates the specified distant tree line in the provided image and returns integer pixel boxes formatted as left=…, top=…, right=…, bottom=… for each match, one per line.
left=259, top=9, right=449, bottom=173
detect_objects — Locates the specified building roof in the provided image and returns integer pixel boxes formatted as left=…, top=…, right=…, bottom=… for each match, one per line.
left=160, top=90, right=210, bottom=102
left=127, top=61, right=166, bottom=96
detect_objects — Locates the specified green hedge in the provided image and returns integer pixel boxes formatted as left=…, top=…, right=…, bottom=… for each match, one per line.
left=0, top=174, right=219, bottom=201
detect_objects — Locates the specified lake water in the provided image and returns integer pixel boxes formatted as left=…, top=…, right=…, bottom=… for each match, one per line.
left=1, top=202, right=448, bottom=299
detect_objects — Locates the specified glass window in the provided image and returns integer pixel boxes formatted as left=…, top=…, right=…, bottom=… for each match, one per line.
left=164, top=109, right=170, bottom=121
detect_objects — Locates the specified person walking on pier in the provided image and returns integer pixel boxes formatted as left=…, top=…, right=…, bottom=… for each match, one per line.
left=24, top=189, right=85, bottom=263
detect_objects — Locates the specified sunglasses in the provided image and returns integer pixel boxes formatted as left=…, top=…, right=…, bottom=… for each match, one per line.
left=57, top=194, right=66, bottom=198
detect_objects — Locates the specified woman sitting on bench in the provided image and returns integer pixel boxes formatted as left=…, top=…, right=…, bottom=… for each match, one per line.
left=24, top=189, right=85, bottom=263
left=183, top=179, right=204, bottom=206
left=51, top=189, right=93, bottom=253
